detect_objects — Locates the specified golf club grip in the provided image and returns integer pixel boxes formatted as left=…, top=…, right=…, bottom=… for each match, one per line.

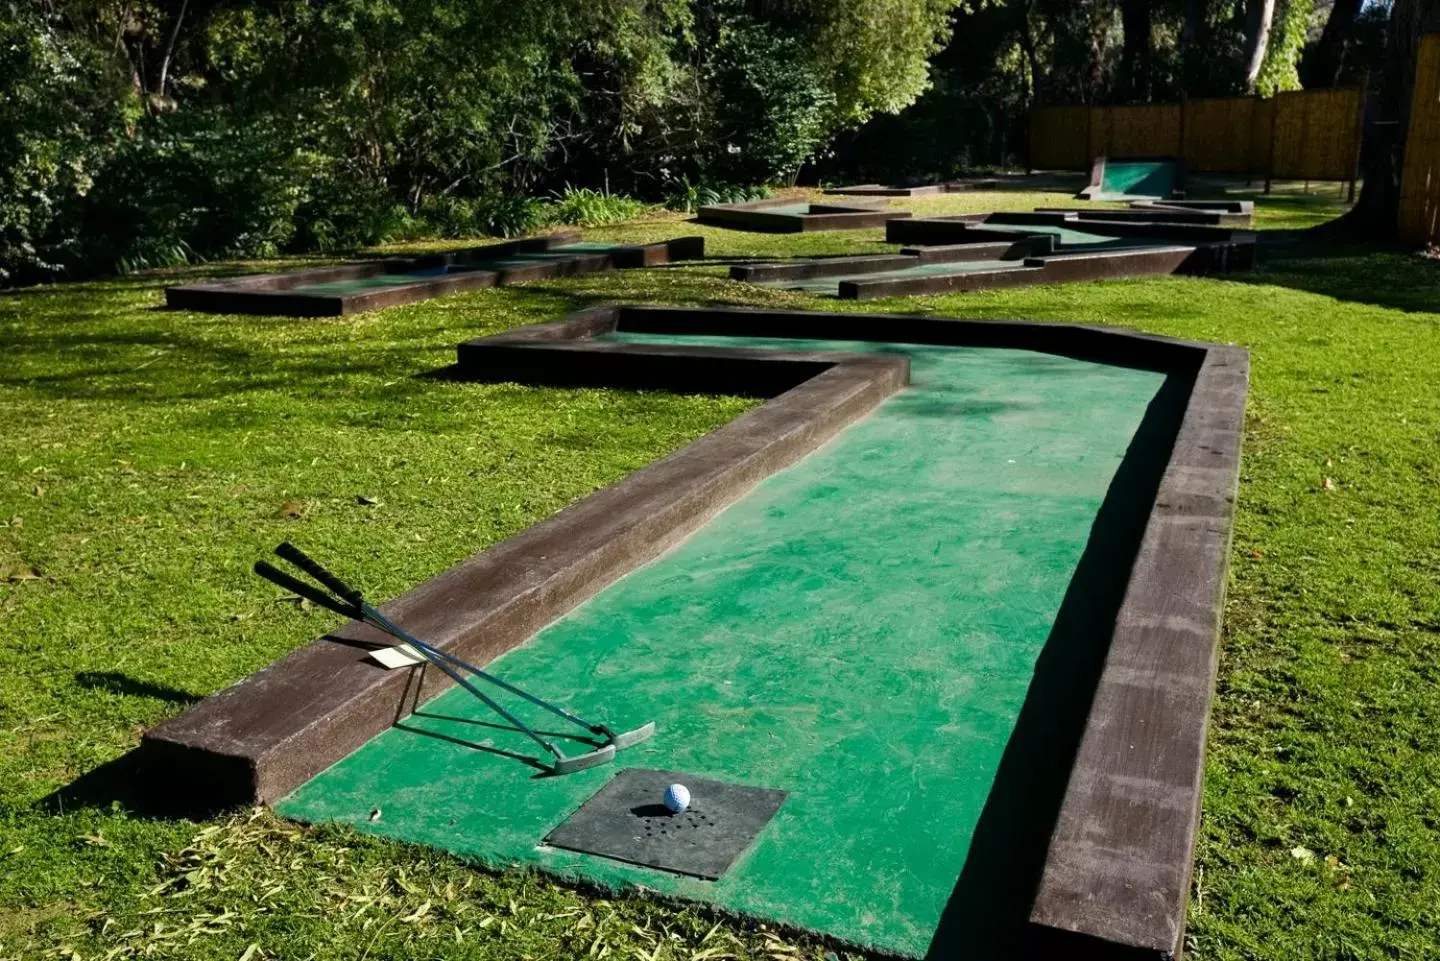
left=254, top=561, right=357, bottom=618
left=275, top=542, right=363, bottom=604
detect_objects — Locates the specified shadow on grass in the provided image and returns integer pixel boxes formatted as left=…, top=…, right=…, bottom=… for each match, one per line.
left=0, top=281, right=625, bottom=403
left=40, top=747, right=233, bottom=820
left=925, top=365, right=1196, bottom=959
left=75, top=671, right=201, bottom=706
left=1239, top=234, right=1440, bottom=314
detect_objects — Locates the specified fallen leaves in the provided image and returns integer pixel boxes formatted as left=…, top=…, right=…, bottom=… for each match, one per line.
left=76, top=809, right=835, bottom=961
left=277, top=499, right=306, bottom=519
left=1290, top=846, right=1354, bottom=891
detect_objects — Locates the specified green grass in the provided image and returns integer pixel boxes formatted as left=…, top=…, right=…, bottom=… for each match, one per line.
left=4, top=179, right=1439, bottom=960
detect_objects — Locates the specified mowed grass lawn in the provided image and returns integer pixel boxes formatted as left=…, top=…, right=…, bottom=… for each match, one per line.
left=2, top=182, right=1439, bottom=960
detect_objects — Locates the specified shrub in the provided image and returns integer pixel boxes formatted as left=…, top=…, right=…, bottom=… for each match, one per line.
left=665, top=178, right=771, bottom=213
left=546, top=186, right=647, bottom=227
left=696, top=15, right=837, bottom=185
left=476, top=194, right=552, bottom=238
left=0, top=6, right=134, bottom=283
left=76, top=111, right=318, bottom=272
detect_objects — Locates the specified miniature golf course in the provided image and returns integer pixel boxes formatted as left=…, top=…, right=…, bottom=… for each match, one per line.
left=145, top=305, right=1245, bottom=959
left=736, top=218, right=1253, bottom=298
left=695, top=199, right=908, bottom=232
left=761, top=223, right=1156, bottom=297
left=291, top=243, right=630, bottom=295
left=164, top=236, right=702, bottom=315
left=189, top=305, right=1242, bottom=959
left=277, top=336, right=1166, bottom=954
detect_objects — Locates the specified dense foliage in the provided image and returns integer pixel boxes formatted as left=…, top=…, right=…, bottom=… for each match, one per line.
left=0, top=1, right=1407, bottom=283
left=0, top=0, right=957, bottom=283
left=822, top=0, right=1394, bottom=183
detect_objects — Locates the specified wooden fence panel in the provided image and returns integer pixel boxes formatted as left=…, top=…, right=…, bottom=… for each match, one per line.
left=1272, top=89, right=1362, bottom=180
left=1030, top=90, right=1360, bottom=182
left=1250, top=98, right=1277, bottom=176
left=1029, top=105, right=1090, bottom=171
left=1309, top=88, right=1364, bottom=181
left=1099, top=104, right=1183, bottom=157
left=1269, top=91, right=1309, bottom=178
left=1184, top=97, right=1259, bottom=172
left=1400, top=34, right=1440, bottom=246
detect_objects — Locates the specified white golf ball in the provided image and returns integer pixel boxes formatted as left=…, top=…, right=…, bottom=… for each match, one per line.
left=663, top=783, right=691, bottom=814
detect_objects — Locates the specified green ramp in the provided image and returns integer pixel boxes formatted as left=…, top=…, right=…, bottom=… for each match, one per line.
left=1096, top=159, right=1180, bottom=200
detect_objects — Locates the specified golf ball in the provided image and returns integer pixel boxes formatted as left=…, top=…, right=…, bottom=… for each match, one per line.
left=663, top=783, right=691, bottom=814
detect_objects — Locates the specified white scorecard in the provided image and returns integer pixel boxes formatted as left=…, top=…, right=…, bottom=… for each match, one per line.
left=368, top=644, right=426, bottom=669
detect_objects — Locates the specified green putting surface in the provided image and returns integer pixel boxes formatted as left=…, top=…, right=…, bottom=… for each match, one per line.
left=723, top=203, right=831, bottom=216
left=290, top=245, right=624, bottom=296
left=1096, top=159, right=1179, bottom=199
left=763, top=230, right=1165, bottom=296
left=276, top=334, right=1173, bottom=956
left=977, top=223, right=1154, bottom=246
left=771, top=258, right=1032, bottom=294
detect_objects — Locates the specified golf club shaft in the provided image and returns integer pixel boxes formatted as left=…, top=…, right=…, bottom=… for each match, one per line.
left=263, top=543, right=600, bottom=753
left=391, top=626, right=565, bottom=762
left=359, top=604, right=603, bottom=736
left=277, top=544, right=595, bottom=729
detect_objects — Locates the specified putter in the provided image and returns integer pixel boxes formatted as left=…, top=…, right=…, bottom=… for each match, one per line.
left=255, top=543, right=654, bottom=775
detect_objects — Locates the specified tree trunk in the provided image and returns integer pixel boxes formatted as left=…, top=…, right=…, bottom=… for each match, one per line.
left=1018, top=0, right=1044, bottom=105
left=1120, top=0, right=1152, bottom=101
left=1302, top=0, right=1362, bottom=88
left=156, top=0, right=189, bottom=108
left=1182, top=0, right=1203, bottom=49
left=1087, top=5, right=1109, bottom=102
left=1242, top=0, right=1277, bottom=91
left=1344, top=0, right=1440, bottom=236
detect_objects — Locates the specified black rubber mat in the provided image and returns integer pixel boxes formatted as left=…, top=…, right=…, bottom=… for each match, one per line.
left=544, top=768, right=786, bottom=880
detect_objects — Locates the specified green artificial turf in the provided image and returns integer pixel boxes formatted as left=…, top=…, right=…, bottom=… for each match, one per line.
left=277, top=335, right=1168, bottom=957
left=3, top=179, right=1440, bottom=960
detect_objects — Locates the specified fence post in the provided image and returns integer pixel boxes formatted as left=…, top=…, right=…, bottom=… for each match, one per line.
left=1179, top=92, right=1189, bottom=163
left=1265, top=97, right=1278, bottom=195
left=1245, top=98, right=1255, bottom=187
left=1026, top=108, right=1034, bottom=175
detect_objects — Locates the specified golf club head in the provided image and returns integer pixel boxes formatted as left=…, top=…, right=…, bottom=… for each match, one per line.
left=607, top=721, right=656, bottom=752
left=551, top=744, right=616, bottom=776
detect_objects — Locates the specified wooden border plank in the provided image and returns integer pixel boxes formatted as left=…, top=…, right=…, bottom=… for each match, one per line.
left=696, top=197, right=911, bottom=232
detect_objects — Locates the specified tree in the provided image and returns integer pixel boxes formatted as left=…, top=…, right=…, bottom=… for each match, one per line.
left=1120, top=0, right=1153, bottom=99
left=1348, top=0, right=1440, bottom=236
left=1182, top=0, right=1204, bottom=50
left=1242, top=0, right=1278, bottom=90
left=1303, top=0, right=1363, bottom=87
